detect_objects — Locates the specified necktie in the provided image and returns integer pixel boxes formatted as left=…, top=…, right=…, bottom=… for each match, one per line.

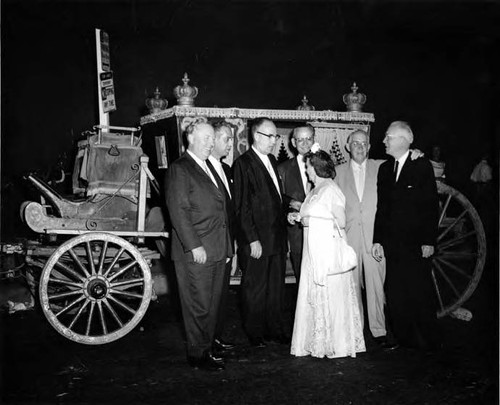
left=266, top=159, right=281, bottom=198
left=203, top=161, right=219, bottom=188
left=393, top=160, right=399, bottom=183
left=215, top=162, right=231, bottom=198
left=355, top=165, right=365, bottom=200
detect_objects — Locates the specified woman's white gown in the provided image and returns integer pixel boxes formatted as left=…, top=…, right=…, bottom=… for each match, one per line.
left=291, top=179, right=366, bottom=358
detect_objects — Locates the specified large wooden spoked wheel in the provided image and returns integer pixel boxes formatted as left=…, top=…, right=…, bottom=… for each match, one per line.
left=39, top=233, right=152, bottom=344
left=433, top=182, right=487, bottom=318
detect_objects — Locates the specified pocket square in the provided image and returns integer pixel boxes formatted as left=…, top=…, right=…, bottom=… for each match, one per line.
left=407, top=185, right=414, bottom=189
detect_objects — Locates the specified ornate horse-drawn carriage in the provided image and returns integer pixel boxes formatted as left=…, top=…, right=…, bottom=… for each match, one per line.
left=15, top=79, right=486, bottom=344
left=20, top=125, right=167, bottom=344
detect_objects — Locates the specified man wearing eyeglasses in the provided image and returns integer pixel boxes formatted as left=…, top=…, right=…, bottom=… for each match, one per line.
left=335, top=129, right=391, bottom=349
left=372, top=121, right=440, bottom=351
left=278, top=124, right=315, bottom=282
left=233, top=118, right=289, bottom=348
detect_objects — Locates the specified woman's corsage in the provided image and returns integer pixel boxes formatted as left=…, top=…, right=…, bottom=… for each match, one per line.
left=310, top=142, right=321, bottom=153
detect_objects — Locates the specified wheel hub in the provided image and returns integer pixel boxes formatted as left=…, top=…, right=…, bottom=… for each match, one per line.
left=87, top=278, right=108, bottom=299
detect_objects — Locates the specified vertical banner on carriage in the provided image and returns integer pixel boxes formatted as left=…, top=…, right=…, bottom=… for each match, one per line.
left=95, top=29, right=116, bottom=125
left=100, top=71, right=116, bottom=113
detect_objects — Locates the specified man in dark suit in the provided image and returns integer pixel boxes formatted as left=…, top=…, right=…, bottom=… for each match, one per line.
left=278, top=124, right=314, bottom=282
left=208, top=121, right=237, bottom=353
left=165, top=118, right=233, bottom=371
left=372, top=121, right=440, bottom=350
left=233, top=118, right=289, bottom=347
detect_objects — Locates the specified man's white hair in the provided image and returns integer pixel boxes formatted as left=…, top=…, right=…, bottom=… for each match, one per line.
left=388, top=121, right=414, bottom=144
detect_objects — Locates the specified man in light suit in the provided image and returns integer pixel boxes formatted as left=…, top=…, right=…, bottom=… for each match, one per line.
left=335, top=130, right=388, bottom=344
left=372, top=121, right=440, bottom=350
left=208, top=121, right=236, bottom=354
left=278, top=124, right=314, bottom=282
left=233, top=118, right=289, bottom=347
left=165, top=119, right=233, bottom=371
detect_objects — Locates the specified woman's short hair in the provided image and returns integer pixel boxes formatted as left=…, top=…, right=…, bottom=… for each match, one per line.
left=304, top=150, right=336, bottom=179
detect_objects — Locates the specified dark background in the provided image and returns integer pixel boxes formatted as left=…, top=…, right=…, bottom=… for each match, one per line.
left=1, top=0, right=499, bottom=238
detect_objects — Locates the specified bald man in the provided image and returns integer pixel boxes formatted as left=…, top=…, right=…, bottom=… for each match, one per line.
left=233, top=118, right=289, bottom=348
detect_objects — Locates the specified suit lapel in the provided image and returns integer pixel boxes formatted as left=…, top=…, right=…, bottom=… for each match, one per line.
left=291, top=157, right=306, bottom=196
left=185, top=153, right=223, bottom=198
left=364, top=160, right=376, bottom=201
left=249, top=149, right=282, bottom=200
left=347, top=161, right=361, bottom=202
left=207, top=159, right=231, bottom=200
left=396, top=156, right=411, bottom=185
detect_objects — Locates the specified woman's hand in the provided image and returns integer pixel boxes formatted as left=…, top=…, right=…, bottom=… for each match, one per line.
left=287, top=212, right=301, bottom=225
left=300, top=216, right=309, bottom=227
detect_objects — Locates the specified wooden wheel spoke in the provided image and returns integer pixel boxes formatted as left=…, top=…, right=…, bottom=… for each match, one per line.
left=433, top=260, right=461, bottom=298
left=49, top=289, right=84, bottom=301
left=55, top=260, right=86, bottom=282
left=85, top=301, right=96, bottom=336
left=68, top=248, right=91, bottom=278
left=108, top=295, right=137, bottom=315
left=430, top=269, right=445, bottom=312
left=438, top=251, right=477, bottom=259
left=437, top=209, right=469, bottom=242
left=438, top=194, right=452, bottom=228
left=108, top=260, right=138, bottom=282
left=111, top=289, right=144, bottom=299
left=103, top=247, right=125, bottom=277
left=439, top=230, right=477, bottom=251
left=110, top=278, right=144, bottom=289
left=102, top=298, right=124, bottom=327
left=49, top=277, right=83, bottom=289
left=55, top=295, right=86, bottom=317
left=69, top=299, right=90, bottom=329
left=97, top=301, right=108, bottom=334
left=86, top=241, right=96, bottom=276
left=97, top=241, right=109, bottom=275
left=435, top=257, right=473, bottom=280
left=40, top=233, right=152, bottom=344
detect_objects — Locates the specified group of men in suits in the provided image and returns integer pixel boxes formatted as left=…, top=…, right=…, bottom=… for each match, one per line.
left=166, top=117, right=289, bottom=371
left=165, top=116, right=439, bottom=371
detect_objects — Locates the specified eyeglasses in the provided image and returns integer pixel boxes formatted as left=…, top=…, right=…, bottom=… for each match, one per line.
left=257, top=131, right=281, bottom=140
left=384, top=135, right=404, bottom=141
left=350, top=141, right=368, bottom=149
left=295, top=137, right=314, bottom=145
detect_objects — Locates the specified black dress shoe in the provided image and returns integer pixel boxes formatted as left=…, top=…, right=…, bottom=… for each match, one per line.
left=374, top=336, right=398, bottom=350
left=248, top=337, right=267, bottom=348
left=188, top=352, right=225, bottom=371
left=214, top=338, right=236, bottom=351
left=382, top=342, right=399, bottom=351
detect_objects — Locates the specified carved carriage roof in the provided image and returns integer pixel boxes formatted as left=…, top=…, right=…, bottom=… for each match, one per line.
left=140, top=106, right=375, bottom=125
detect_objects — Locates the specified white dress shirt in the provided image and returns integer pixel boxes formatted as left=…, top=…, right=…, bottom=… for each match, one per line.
left=252, top=146, right=281, bottom=197
left=351, top=159, right=366, bottom=201
left=187, top=150, right=218, bottom=188
left=395, top=150, right=410, bottom=182
left=208, top=155, right=231, bottom=197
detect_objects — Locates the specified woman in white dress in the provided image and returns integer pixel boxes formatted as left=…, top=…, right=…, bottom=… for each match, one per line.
left=290, top=146, right=366, bottom=359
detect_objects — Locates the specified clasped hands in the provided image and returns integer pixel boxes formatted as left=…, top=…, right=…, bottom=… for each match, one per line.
left=371, top=243, right=435, bottom=261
